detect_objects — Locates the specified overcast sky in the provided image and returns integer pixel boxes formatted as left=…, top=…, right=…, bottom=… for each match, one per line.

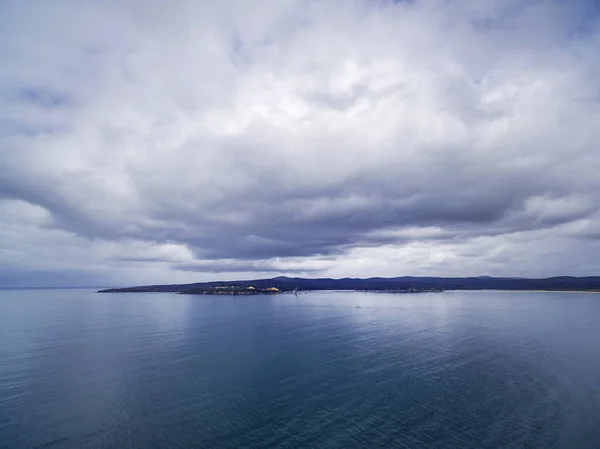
left=2, top=0, right=600, bottom=287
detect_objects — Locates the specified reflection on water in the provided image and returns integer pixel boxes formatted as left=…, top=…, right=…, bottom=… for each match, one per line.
left=1, top=289, right=599, bottom=448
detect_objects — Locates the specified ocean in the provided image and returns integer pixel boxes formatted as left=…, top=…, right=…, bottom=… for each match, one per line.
left=1, top=289, right=599, bottom=448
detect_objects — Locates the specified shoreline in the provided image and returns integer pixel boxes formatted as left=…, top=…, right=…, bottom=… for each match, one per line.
left=96, top=275, right=600, bottom=295
left=99, top=288, right=600, bottom=295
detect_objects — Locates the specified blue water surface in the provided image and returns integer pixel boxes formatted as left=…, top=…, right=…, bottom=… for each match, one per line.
left=1, top=289, right=599, bottom=448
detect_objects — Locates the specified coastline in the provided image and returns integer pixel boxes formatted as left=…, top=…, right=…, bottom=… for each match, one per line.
left=97, top=276, right=600, bottom=295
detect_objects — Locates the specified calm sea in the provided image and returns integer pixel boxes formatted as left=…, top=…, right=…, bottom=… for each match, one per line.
left=1, top=289, right=599, bottom=448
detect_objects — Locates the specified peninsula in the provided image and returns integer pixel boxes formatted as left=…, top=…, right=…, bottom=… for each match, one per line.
left=97, top=276, right=600, bottom=294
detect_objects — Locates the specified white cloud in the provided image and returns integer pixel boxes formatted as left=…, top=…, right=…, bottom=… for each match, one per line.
left=1, top=0, right=600, bottom=286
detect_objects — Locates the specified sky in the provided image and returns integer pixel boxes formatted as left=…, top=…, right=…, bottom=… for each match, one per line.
left=1, top=0, right=600, bottom=287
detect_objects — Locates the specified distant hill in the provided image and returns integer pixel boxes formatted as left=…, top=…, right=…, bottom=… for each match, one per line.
left=98, top=276, right=600, bottom=294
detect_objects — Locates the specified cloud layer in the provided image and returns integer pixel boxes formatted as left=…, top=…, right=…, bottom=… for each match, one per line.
left=2, top=0, right=600, bottom=286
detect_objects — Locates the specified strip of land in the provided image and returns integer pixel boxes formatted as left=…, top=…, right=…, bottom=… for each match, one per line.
left=98, top=276, right=600, bottom=295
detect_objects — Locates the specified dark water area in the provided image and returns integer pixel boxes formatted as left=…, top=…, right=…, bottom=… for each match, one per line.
left=1, top=289, right=599, bottom=448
